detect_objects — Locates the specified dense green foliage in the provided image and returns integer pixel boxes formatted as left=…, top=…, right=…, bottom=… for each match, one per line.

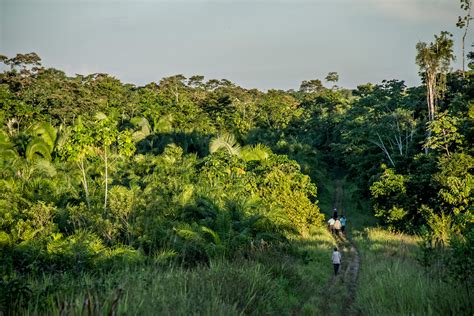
left=0, top=32, right=472, bottom=313
left=0, top=229, right=336, bottom=315
left=0, top=55, right=328, bottom=277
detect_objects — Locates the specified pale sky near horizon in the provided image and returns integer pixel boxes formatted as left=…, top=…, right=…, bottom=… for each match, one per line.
left=0, top=0, right=472, bottom=90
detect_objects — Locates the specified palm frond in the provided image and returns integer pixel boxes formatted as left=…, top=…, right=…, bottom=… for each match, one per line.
left=28, top=122, right=57, bottom=153
left=175, top=226, right=202, bottom=242
left=240, top=144, right=271, bottom=162
left=94, top=112, right=108, bottom=121
left=153, top=114, right=173, bottom=133
left=201, top=226, right=221, bottom=245
left=32, top=160, right=57, bottom=178
left=25, top=139, right=52, bottom=161
left=55, top=127, right=71, bottom=153
left=0, top=130, right=18, bottom=159
left=209, top=133, right=241, bottom=156
left=130, top=117, right=151, bottom=142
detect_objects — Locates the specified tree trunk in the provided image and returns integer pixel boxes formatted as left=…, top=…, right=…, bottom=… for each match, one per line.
left=371, top=133, right=396, bottom=167
left=428, top=74, right=436, bottom=121
left=462, top=32, right=466, bottom=76
left=462, top=3, right=472, bottom=76
left=104, top=146, right=108, bottom=212
left=78, top=159, right=91, bottom=211
left=425, top=73, right=436, bottom=154
left=462, top=16, right=471, bottom=76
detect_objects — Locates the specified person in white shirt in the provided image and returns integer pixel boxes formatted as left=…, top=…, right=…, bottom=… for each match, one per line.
left=332, top=247, right=342, bottom=275
left=328, top=217, right=336, bottom=234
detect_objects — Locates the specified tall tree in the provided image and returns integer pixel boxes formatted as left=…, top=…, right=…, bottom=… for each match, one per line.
left=457, top=0, right=473, bottom=76
left=0, top=53, right=43, bottom=91
left=325, top=72, right=339, bottom=89
left=424, top=111, right=463, bottom=157
left=416, top=32, right=455, bottom=122
left=59, top=120, right=94, bottom=211
left=343, top=80, right=417, bottom=168
left=159, top=75, right=186, bottom=104
left=92, top=113, right=135, bottom=212
left=299, top=79, right=324, bottom=93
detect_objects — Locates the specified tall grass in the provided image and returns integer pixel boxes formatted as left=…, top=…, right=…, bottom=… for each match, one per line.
left=321, top=174, right=472, bottom=315
left=24, top=260, right=287, bottom=315
left=353, top=228, right=472, bottom=315
left=6, top=228, right=336, bottom=315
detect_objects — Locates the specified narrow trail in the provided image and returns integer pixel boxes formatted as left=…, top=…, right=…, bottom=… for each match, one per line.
left=339, top=234, right=360, bottom=315
left=320, top=179, right=361, bottom=315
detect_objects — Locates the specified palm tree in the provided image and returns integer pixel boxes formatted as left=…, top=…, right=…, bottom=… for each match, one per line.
left=25, top=139, right=53, bottom=161
left=240, top=144, right=271, bottom=162
left=130, top=117, right=151, bottom=142
left=153, top=114, right=173, bottom=133
left=209, top=133, right=241, bottom=156
left=23, top=122, right=58, bottom=161
left=0, top=130, right=18, bottom=160
left=210, top=135, right=271, bottom=163
left=28, top=122, right=57, bottom=152
left=175, top=196, right=288, bottom=260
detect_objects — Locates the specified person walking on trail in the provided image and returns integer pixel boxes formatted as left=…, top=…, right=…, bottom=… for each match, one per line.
left=328, top=217, right=336, bottom=234
left=332, top=247, right=342, bottom=275
left=333, top=217, right=342, bottom=235
left=333, top=208, right=338, bottom=219
left=340, top=215, right=346, bottom=234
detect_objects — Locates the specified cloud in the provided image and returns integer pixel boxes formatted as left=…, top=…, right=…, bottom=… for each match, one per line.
left=369, top=0, right=458, bottom=22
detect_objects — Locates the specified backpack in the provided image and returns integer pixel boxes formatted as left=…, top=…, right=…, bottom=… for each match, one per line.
left=334, top=219, right=341, bottom=230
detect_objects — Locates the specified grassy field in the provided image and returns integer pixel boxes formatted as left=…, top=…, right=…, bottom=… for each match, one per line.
left=352, top=227, right=472, bottom=315
left=6, top=175, right=471, bottom=315
left=5, top=228, right=336, bottom=315
left=322, top=176, right=473, bottom=316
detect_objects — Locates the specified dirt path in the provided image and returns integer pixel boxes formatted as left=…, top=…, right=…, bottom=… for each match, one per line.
left=339, top=234, right=360, bottom=315
left=320, top=179, right=361, bottom=315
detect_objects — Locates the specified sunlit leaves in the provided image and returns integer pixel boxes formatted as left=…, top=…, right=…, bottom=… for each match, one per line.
left=435, top=153, right=473, bottom=215
left=416, top=32, right=455, bottom=121
left=370, top=165, right=410, bottom=227
left=130, top=117, right=151, bottom=142
left=0, top=130, right=18, bottom=160
left=240, top=144, right=271, bottom=162
left=424, top=112, right=463, bottom=156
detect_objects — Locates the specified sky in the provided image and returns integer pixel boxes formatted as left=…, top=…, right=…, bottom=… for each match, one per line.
left=0, top=0, right=472, bottom=90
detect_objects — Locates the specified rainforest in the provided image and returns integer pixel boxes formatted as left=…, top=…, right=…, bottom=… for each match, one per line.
left=1, top=9, right=473, bottom=316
